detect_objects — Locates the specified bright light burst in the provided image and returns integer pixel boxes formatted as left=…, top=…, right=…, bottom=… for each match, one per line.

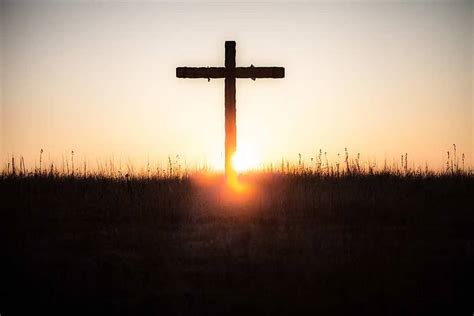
left=231, top=144, right=261, bottom=173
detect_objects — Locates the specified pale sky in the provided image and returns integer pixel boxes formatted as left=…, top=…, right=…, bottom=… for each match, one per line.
left=1, top=1, right=473, bottom=171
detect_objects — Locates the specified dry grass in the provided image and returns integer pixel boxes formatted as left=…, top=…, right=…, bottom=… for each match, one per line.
left=1, top=148, right=473, bottom=314
left=2, top=144, right=472, bottom=179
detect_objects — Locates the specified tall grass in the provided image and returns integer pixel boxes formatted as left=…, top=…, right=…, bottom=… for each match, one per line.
left=2, top=145, right=472, bottom=180
left=1, top=147, right=473, bottom=315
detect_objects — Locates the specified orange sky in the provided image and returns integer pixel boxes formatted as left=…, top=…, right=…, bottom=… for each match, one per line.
left=1, top=1, right=473, bottom=172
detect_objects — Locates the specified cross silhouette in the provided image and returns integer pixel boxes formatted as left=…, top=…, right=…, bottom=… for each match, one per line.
left=177, top=41, right=285, bottom=179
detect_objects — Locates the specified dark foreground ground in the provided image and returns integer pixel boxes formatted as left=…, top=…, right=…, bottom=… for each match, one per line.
left=1, top=174, right=473, bottom=315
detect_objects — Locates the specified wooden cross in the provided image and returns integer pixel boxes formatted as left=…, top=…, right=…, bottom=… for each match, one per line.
left=176, top=41, right=285, bottom=179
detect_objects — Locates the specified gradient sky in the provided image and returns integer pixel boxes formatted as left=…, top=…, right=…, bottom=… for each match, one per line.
left=1, top=1, right=473, bottom=171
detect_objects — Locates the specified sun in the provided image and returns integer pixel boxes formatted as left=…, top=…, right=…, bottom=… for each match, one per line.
left=232, top=145, right=261, bottom=173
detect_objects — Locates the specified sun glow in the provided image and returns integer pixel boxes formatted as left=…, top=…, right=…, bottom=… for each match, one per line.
left=231, top=145, right=261, bottom=173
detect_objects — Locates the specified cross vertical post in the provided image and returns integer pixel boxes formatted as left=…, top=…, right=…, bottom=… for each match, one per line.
left=224, top=41, right=236, bottom=180
left=176, top=41, right=284, bottom=180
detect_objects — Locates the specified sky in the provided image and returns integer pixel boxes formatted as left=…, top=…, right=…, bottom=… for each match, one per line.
left=1, top=0, right=473, bottom=172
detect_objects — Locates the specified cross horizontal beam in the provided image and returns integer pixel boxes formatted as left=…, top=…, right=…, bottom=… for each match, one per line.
left=176, top=41, right=285, bottom=180
left=236, top=67, right=285, bottom=79
left=176, top=66, right=285, bottom=79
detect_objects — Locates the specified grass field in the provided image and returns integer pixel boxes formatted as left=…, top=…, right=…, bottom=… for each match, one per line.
left=1, top=170, right=473, bottom=315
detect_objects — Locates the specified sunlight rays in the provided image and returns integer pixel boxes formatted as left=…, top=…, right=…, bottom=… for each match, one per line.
left=231, top=144, right=261, bottom=173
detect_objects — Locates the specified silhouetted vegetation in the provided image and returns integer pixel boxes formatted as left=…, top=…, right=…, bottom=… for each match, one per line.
left=1, top=150, right=473, bottom=314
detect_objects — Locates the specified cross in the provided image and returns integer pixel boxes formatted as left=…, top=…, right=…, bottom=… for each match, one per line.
left=176, top=41, right=285, bottom=179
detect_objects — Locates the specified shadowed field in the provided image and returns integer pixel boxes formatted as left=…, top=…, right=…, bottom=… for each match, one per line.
left=1, top=174, right=473, bottom=315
